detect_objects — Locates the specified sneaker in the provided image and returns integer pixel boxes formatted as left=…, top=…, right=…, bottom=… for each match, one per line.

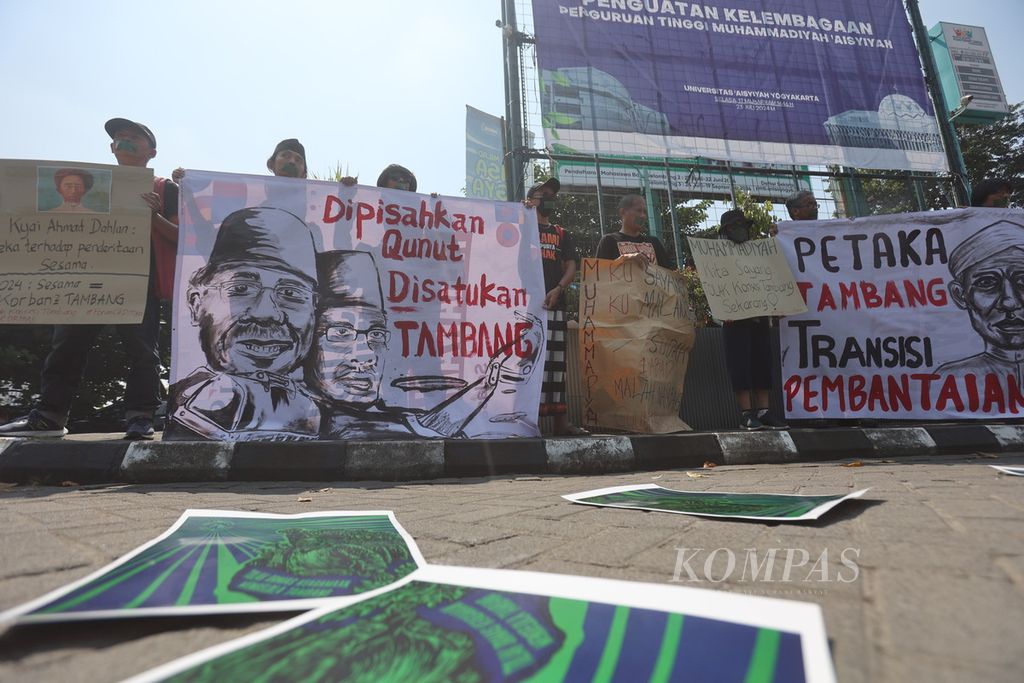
left=124, top=416, right=155, bottom=441
left=757, top=409, right=789, bottom=431
left=739, top=410, right=764, bottom=431
left=0, top=410, right=67, bottom=438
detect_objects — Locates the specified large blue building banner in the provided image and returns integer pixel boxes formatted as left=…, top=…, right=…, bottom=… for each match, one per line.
left=532, top=0, right=947, bottom=172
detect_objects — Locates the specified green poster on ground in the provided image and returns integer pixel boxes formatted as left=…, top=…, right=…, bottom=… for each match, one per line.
left=126, top=565, right=837, bottom=683
left=0, top=510, right=424, bottom=623
left=564, top=484, right=869, bottom=521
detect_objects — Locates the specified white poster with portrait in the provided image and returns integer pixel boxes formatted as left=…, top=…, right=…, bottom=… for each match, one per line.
left=776, top=208, right=1024, bottom=419
left=167, top=170, right=546, bottom=441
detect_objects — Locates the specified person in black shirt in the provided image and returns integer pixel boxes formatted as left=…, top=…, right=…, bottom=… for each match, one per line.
left=594, top=194, right=673, bottom=268
left=524, top=178, right=587, bottom=436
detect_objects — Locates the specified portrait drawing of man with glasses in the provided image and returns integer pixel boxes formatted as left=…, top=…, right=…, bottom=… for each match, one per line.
left=166, top=207, right=322, bottom=441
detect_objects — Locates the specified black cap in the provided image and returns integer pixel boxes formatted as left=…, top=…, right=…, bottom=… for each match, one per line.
left=104, top=118, right=156, bottom=149
left=376, top=164, right=417, bottom=192
left=527, top=177, right=560, bottom=198
left=721, top=209, right=749, bottom=226
left=267, top=138, right=306, bottom=168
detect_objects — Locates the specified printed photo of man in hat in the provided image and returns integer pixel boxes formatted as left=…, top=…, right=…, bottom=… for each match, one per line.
left=938, top=219, right=1024, bottom=386
left=306, top=250, right=545, bottom=439
left=166, top=207, right=321, bottom=441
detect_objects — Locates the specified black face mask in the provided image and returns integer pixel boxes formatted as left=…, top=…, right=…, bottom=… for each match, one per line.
left=536, top=198, right=556, bottom=217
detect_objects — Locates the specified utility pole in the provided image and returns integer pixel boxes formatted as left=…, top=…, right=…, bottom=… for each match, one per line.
left=500, top=0, right=527, bottom=201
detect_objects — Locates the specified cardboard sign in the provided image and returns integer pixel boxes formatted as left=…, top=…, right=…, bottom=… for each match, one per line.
left=688, top=236, right=807, bottom=321
left=0, top=159, right=153, bottom=324
left=579, top=257, right=695, bottom=433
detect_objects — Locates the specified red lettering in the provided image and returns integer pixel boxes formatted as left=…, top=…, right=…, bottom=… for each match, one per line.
left=797, top=281, right=814, bottom=302
left=1009, top=375, right=1024, bottom=414
left=936, top=374, right=964, bottom=411
left=965, top=373, right=980, bottom=411
left=849, top=375, right=867, bottom=411
left=817, top=283, right=836, bottom=311
left=867, top=375, right=888, bottom=411
left=395, top=320, right=419, bottom=358
left=862, top=282, right=882, bottom=308
left=839, top=282, right=860, bottom=310
left=887, top=375, right=912, bottom=411
left=883, top=281, right=905, bottom=308
left=911, top=373, right=939, bottom=410
left=983, top=374, right=1006, bottom=413
left=803, top=374, right=819, bottom=413
left=322, top=195, right=343, bottom=224
left=784, top=376, right=802, bottom=413
left=822, top=376, right=845, bottom=412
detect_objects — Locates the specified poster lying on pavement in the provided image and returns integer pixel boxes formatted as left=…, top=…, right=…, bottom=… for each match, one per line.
left=0, top=510, right=424, bottom=623
left=126, top=565, right=837, bottom=683
left=990, top=465, right=1024, bottom=477
left=564, top=484, right=869, bottom=521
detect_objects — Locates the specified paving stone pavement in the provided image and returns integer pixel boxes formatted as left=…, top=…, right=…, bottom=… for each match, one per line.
left=0, top=453, right=1022, bottom=682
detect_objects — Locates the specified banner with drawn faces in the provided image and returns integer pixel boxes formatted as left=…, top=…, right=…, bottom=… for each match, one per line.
left=167, top=171, right=547, bottom=442
left=777, top=208, right=1024, bottom=419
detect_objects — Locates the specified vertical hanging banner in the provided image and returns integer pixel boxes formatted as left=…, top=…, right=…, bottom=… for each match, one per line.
left=465, top=106, right=508, bottom=201
left=167, top=171, right=546, bottom=442
left=777, top=208, right=1024, bottom=419
left=532, top=0, right=947, bottom=172
left=579, top=257, right=695, bottom=433
left=0, top=159, right=152, bottom=324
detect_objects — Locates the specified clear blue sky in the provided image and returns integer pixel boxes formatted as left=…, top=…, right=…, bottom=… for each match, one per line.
left=1, top=1, right=1020, bottom=197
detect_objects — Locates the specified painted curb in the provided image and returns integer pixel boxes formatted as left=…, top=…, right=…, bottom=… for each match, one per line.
left=0, top=424, right=1021, bottom=484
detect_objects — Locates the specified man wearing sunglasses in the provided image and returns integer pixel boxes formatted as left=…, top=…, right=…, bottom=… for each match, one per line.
left=166, top=207, right=321, bottom=441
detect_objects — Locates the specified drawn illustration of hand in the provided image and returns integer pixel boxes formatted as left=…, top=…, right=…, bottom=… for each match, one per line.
left=486, top=311, right=543, bottom=388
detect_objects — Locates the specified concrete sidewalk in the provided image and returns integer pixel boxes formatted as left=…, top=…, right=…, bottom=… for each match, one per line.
left=0, top=453, right=1022, bottom=682
left=3, top=422, right=1024, bottom=484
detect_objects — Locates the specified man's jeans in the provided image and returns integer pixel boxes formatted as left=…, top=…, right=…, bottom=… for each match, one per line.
left=37, top=289, right=162, bottom=426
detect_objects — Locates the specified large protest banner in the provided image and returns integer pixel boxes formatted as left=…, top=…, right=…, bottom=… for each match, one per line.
left=466, top=106, right=507, bottom=201
left=0, top=159, right=152, bottom=324
left=688, top=237, right=807, bottom=321
left=168, top=171, right=546, bottom=442
left=532, top=0, right=946, bottom=171
left=580, top=257, right=694, bottom=433
left=777, top=209, right=1024, bottom=419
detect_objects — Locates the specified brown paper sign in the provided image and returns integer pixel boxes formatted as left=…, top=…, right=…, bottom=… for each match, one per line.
left=0, top=159, right=153, bottom=324
left=579, top=257, right=695, bottom=434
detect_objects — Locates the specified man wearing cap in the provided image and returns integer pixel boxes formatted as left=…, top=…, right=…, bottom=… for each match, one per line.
left=165, top=207, right=321, bottom=441
left=307, top=250, right=544, bottom=439
left=48, top=168, right=97, bottom=213
left=523, top=177, right=587, bottom=436
left=717, top=209, right=788, bottom=431
left=938, top=220, right=1024, bottom=384
left=0, top=118, right=178, bottom=440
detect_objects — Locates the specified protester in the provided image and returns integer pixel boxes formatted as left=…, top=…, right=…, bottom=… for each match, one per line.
left=171, top=138, right=309, bottom=184
left=785, top=190, right=819, bottom=221
left=595, top=194, right=673, bottom=268
left=266, top=139, right=308, bottom=179
left=376, top=164, right=417, bottom=192
left=523, top=178, right=587, bottom=436
left=717, top=209, right=787, bottom=431
left=0, top=118, right=178, bottom=439
left=970, top=179, right=1013, bottom=208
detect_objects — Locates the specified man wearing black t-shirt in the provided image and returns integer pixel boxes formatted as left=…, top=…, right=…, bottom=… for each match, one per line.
left=0, top=118, right=179, bottom=440
left=524, top=178, right=586, bottom=436
left=595, top=194, right=673, bottom=268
